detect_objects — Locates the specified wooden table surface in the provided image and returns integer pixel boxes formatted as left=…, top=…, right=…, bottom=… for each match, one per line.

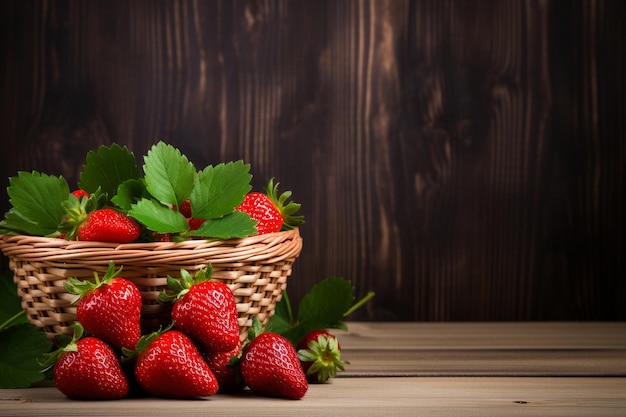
left=2, top=322, right=625, bottom=416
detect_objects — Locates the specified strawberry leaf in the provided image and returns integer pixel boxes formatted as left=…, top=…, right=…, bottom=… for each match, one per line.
left=267, top=278, right=374, bottom=347
left=78, top=144, right=140, bottom=197
left=190, top=161, right=251, bottom=220
left=129, top=199, right=189, bottom=233
left=0, top=171, right=69, bottom=236
left=297, top=278, right=354, bottom=327
left=143, top=141, right=196, bottom=206
left=0, top=270, right=28, bottom=327
left=187, top=211, right=257, bottom=239
left=264, top=291, right=295, bottom=336
left=0, top=323, right=52, bottom=388
left=112, top=179, right=150, bottom=211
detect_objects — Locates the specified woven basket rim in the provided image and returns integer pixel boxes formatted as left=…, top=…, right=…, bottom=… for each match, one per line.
left=0, top=227, right=302, bottom=265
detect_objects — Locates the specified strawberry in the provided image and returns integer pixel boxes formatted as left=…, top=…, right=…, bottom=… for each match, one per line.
left=77, top=208, right=141, bottom=242
left=297, top=329, right=345, bottom=383
left=71, top=189, right=89, bottom=199
left=186, top=217, right=206, bottom=230
left=46, top=324, right=129, bottom=400
left=236, top=178, right=304, bottom=235
left=158, top=266, right=240, bottom=352
left=202, top=340, right=245, bottom=393
left=152, top=231, right=173, bottom=242
left=124, top=327, right=219, bottom=398
left=64, top=262, right=142, bottom=351
left=177, top=199, right=193, bottom=217
left=239, top=325, right=308, bottom=399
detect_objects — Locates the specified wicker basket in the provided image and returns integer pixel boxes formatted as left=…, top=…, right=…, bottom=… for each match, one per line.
left=0, top=228, right=302, bottom=343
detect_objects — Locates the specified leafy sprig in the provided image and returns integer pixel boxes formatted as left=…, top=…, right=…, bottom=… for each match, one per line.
left=266, top=277, right=375, bottom=347
left=0, top=271, right=52, bottom=388
left=0, top=171, right=69, bottom=237
left=0, top=141, right=269, bottom=240
left=128, top=142, right=256, bottom=239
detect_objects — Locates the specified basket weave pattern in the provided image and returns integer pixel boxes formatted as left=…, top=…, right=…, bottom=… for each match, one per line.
left=0, top=228, right=302, bottom=342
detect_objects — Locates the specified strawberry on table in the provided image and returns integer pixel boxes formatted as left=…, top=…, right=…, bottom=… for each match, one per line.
left=239, top=323, right=308, bottom=400
left=64, top=262, right=142, bottom=351
left=158, top=266, right=240, bottom=353
left=202, top=340, right=245, bottom=393
left=297, top=329, right=345, bottom=383
left=45, top=324, right=129, bottom=400
left=124, top=327, right=219, bottom=398
left=236, top=178, right=304, bottom=235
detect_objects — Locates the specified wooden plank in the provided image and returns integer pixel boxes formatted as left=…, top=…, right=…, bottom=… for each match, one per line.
left=342, top=348, right=626, bottom=376
left=340, top=322, right=626, bottom=349
left=339, top=322, right=626, bottom=376
left=2, top=378, right=625, bottom=417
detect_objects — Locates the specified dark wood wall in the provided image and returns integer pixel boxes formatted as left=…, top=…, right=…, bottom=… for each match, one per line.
left=1, top=0, right=624, bottom=321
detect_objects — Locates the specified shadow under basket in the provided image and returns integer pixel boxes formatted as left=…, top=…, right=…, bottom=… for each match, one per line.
left=0, top=228, right=302, bottom=343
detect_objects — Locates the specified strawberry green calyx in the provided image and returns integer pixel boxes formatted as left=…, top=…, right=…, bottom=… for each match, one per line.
left=121, top=323, right=175, bottom=361
left=64, top=262, right=122, bottom=303
left=58, top=188, right=108, bottom=240
left=157, top=266, right=213, bottom=304
left=297, top=334, right=345, bottom=383
left=265, top=178, right=304, bottom=230
left=40, top=322, right=85, bottom=371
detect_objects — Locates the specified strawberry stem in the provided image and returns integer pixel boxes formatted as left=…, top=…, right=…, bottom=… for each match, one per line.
left=0, top=310, right=26, bottom=332
left=343, top=291, right=375, bottom=317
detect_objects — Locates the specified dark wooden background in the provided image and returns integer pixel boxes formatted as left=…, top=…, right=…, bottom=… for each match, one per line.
left=1, top=0, right=624, bottom=321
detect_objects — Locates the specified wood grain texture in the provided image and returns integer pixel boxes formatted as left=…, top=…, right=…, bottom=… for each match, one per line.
left=3, top=378, right=626, bottom=417
left=340, top=322, right=626, bottom=376
left=0, top=1, right=624, bottom=321
left=2, top=322, right=626, bottom=416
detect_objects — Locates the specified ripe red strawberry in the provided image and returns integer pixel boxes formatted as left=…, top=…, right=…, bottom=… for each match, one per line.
left=77, top=208, right=141, bottom=242
left=240, top=330, right=308, bottom=399
left=297, top=329, right=345, bottom=383
left=65, top=262, right=142, bottom=351
left=236, top=179, right=304, bottom=235
left=125, top=328, right=219, bottom=398
left=178, top=199, right=193, bottom=217
left=186, top=217, right=206, bottom=230
left=158, top=267, right=240, bottom=352
left=202, top=340, right=245, bottom=393
left=47, top=324, right=129, bottom=400
left=71, top=189, right=89, bottom=199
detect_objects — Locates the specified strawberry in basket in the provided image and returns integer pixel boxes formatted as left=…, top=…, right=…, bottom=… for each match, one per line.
left=0, top=142, right=304, bottom=243
left=236, top=178, right=305, bottom=235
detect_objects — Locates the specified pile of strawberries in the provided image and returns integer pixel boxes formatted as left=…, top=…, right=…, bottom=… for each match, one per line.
left=46, top=262, right=327, bottom=400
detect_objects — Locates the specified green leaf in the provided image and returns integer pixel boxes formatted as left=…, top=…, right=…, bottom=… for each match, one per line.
left=0, top=171, right=69, bottom=236
left=187, top=211, right=257, bottom=239
left=0, top=270, right=27, bottom=327
left=191, top=161, right=252, bottom=219
left=0, top=323, right=52, bottom=388
left=278, top=320, right=329, bottom=348
left=143, top=141, right=196, bottom=206
left=265, top=291, right=294, bottom=335
left=0, top=209, right=40, bottom=236
left=129, top=198, right=189, bottom=233
left=112, top=179, right=150, bottom=211
left=297, top=278, right=355, bottom=327
left=78, top=144, right=140, bottom=197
